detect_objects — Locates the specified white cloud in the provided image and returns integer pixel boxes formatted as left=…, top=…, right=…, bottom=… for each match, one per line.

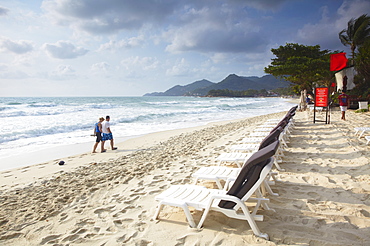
left=98, top=35, right=145, bottom=51
left=0, top=37, right=34, bottom=54
left=43, top=40, right=88, bottom=59
left=296, top=0, right=370, bottom=51
left=41, top=0, right=179, bottom=34
left=164, top=5, right=268, bottom=54
left=0, top=63, right=7, bottom=71
left=165, top=58, right=190, bottom=77
left=42, top=1, right=269, bottom=54
left=337, top=0, right=370, bottom=20
left=234, top=0, right=291, bottom=10
left=1, top=0, right=366, bottom=96
left=0, top=70, right=29, bottom=79
left=91, top=62, right=111, bottom=75
left=48, top=65, right=76, bottom=80
left=121, top=56, right=159, bottom=71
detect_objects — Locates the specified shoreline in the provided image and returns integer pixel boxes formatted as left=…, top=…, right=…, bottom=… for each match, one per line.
left=0, top=111, right=288, bottom=190
left=1, top=108, right=369, bottom=245
left=0, top=97, right=299, bottom=173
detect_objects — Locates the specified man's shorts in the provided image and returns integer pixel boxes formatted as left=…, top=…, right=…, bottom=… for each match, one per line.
left=102, top=133, right=113, bottom=141
left=96, top=133, right=102, bottom=143
left=340, top=106, right=347, bottom=111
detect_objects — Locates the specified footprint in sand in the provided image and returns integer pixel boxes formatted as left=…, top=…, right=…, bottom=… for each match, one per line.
left=148, top=189, right=162, bottom=195
left=94, top=205, right=116, bottom=219
left=75, top=218, right=95, bottom=227
left=59, top=212, right=68, bottom=222
left=61, top=234, right=80, bottom=243
left=138, top=210, right=147, bottom=220
left=39, top=234, right=62, bottom=245
left=131, top=221, right=148, bottom=232
left=302, top=176, right=314, bottom=184
left=112, top=205, right=137, bottom=218
left=307, top=191, right=321, bottom=199
left=116, top=230, right=138, bottom=243
left=70, top=228, right=88, bottom=234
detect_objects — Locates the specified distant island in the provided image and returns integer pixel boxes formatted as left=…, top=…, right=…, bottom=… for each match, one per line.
left=143, top=74, right=291, bottom=97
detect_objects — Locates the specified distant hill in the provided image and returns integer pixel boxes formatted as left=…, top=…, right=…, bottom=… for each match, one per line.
left=143, top=74, right=290, bottom=96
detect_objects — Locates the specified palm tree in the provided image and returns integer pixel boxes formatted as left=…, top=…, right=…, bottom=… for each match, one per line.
left=339, top=14, right=370, bottom=65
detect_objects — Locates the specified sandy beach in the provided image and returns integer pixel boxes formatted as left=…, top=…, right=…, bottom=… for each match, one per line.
left=0, top=108, right=369, bottom=245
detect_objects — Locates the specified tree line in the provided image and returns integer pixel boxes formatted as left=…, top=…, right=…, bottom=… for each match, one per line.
left=207, top=89, right=269, bottom=97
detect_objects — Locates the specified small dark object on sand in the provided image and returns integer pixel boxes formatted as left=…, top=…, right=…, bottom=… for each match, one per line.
left=58, top=161, right=65, bottom=166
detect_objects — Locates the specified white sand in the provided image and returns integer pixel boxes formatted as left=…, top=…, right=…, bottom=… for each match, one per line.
left=0, top=109, right=369, bottom=245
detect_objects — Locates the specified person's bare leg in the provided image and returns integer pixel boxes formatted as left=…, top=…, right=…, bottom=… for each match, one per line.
left=110, top=139, right=116, bottom=150
left=101, top=141, right=106, bottom=152
left=92, top=142, right=98, bottom=153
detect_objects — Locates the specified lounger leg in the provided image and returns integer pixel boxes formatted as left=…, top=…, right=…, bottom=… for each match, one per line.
left=154, top=202, right=197, bottom=228
left=253, top=189, right=274, bottom=212
left=154, top=204, right=164, bottom=220
left=359, top=130, right=365, bottom=139
left=268, top=171, right=279, bottom=183
left=262, top=180, right=278, bottom=196
left=239, top=204, right=269, bottom=240
left=197, top=203, right=212, bottom=229
left=215, top=180, right=223, bottom=190
left=181, top=204, right=197, bottom=228
left=273, top=159, right=285, bottom=171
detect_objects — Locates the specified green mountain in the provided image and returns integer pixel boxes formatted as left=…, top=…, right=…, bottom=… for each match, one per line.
left=143, top=74, right=290, bottom=96
left=144, top=79, right=215, bottom=96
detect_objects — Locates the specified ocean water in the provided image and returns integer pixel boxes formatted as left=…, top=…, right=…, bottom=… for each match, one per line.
left=0, top=96, right=295, bottom=164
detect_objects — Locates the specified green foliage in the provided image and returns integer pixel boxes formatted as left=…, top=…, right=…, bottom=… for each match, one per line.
left=264, top=43, right=334, bottom=91
left=207, top=89, right=269, bottom=97
left=355, top=109, right=368, bottom=113
left=271, top=86, right=297, bottom=96
left=331, top=91, right=340, bottom=104
left=339, top=14, right=370, bottom=63
left=352, top=39, right=370, bottom=98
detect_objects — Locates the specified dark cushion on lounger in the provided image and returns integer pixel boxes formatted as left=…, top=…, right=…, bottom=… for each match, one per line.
left=258, top=126, right=282, bottom=150
left=219, top=140, right=279, bottom=209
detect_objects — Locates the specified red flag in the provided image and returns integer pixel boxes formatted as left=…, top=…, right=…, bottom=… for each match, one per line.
left=330, top=53, right=348, bottom=71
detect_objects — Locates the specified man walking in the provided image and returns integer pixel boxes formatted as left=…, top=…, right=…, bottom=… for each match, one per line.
left=338, top=90, right=349, bottom=120
left=102, top=115, right=118, bottom=151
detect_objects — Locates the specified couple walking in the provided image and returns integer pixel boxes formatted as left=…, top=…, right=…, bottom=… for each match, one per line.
left=92, top=115, right=117, bottom=153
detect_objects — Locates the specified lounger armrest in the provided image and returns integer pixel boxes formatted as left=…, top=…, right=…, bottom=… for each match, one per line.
left=209, top=193, right=243, bottom=205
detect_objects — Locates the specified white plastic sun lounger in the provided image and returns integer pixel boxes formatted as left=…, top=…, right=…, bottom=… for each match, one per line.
left=241, top=137, right=265, bottom=143
left=193, top=141, right=280, bottom=196
left=354, top=127, right=370, bottom=138
left=216, top=152, right=252, bottom=168
left=365, top=136, right=370, bottom=145
left=154, top=144, right=277, bottom=240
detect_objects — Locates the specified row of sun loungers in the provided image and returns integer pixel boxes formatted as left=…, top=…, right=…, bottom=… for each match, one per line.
left=153, top=106, right=298, bottom=240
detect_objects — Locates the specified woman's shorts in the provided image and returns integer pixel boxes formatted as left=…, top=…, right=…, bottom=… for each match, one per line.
left=102, top=133, right=113, bottom=141
left=340, top=106, right=347, bottom=111
left=95, top=133, right=102, bottom=142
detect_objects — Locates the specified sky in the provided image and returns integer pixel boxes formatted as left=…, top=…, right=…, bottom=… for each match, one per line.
left=0, top=0, right=369, bottom=97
